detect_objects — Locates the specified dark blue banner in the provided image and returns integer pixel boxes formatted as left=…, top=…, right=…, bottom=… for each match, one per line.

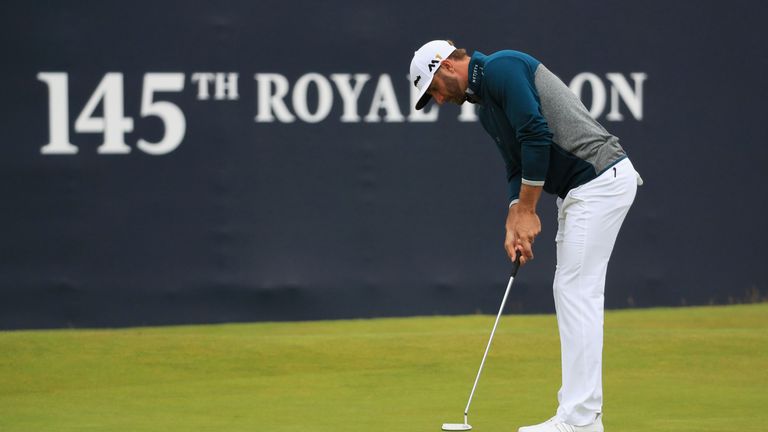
left=1, top=0, right=766, bottom=328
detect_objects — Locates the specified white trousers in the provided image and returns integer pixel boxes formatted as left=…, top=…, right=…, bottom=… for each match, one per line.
left=553, top=158, right=638, bottom=425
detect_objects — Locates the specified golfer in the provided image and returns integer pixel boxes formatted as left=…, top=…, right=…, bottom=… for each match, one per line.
left=410, top=40, right=641, bottom=432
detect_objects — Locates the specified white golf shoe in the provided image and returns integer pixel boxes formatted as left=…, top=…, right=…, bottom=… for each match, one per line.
left=518, top=414, right=603, bottom=432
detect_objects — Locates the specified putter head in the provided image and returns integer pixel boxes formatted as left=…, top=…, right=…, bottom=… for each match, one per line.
left=442, top=423, right=472, bottom=431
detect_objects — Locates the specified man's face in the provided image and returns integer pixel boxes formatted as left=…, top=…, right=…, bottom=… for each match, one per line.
left=428, top=62, right=466, bottom=106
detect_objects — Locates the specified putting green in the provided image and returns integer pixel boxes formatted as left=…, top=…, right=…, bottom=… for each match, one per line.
left=1, top=303, right=766, bottom=431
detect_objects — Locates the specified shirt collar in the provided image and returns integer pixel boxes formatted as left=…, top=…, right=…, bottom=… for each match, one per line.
left=466, top=51, right=487, bottom=104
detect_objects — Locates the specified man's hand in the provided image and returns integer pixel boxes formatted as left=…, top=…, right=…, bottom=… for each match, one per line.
left=505, top=206, right=541, bottom=265
left=504, top=185, right=543, bottom=265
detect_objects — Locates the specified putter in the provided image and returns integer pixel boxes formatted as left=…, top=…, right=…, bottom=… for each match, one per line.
left=442, top=251, right=522, bottom=431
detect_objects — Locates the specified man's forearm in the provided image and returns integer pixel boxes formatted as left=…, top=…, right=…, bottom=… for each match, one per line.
left=516, top=184, right=543, bottom=213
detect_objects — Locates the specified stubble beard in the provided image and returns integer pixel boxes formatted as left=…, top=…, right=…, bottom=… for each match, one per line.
left=446, top=75, right=466, bottom=105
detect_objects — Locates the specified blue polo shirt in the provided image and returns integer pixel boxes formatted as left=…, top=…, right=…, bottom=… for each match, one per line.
left=467, top=50, right=627, bottom=202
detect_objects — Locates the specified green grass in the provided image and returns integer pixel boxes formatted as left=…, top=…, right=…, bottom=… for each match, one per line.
left=1, top=304, right=766, bottom=431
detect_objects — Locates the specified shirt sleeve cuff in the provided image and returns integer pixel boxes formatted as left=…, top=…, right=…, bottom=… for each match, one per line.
left=521, top=178, right=545, bottom=187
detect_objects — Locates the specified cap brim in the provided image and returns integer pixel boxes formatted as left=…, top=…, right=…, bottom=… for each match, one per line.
left=414, top=75, right=434, bottom=110
left=415, top=92, right=432, bottom=110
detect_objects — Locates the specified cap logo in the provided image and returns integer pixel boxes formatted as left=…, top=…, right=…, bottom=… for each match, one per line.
left=413, top=75, right=421, bottom=87
left=427, top=59, right=440, bottom=72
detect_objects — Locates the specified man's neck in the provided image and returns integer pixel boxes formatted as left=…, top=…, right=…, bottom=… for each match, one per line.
left=456, top=57, right=471, bottom=93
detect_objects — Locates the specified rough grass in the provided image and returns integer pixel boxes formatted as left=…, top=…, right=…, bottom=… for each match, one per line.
left=1, top=304, right=766, bottom=431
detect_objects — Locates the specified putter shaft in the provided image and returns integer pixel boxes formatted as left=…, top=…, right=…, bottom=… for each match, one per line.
left=463, top=274, right=516, bottom=421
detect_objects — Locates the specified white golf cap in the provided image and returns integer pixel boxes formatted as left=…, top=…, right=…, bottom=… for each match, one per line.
left=410, top=40, right=457, bottom=110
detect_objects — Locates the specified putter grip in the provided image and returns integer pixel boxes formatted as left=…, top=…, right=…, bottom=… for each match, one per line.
left=511, top=250, right=522, bottom=277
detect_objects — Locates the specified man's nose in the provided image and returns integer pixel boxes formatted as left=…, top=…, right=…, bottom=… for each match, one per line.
left=434, top=93, right=445, bottom=105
